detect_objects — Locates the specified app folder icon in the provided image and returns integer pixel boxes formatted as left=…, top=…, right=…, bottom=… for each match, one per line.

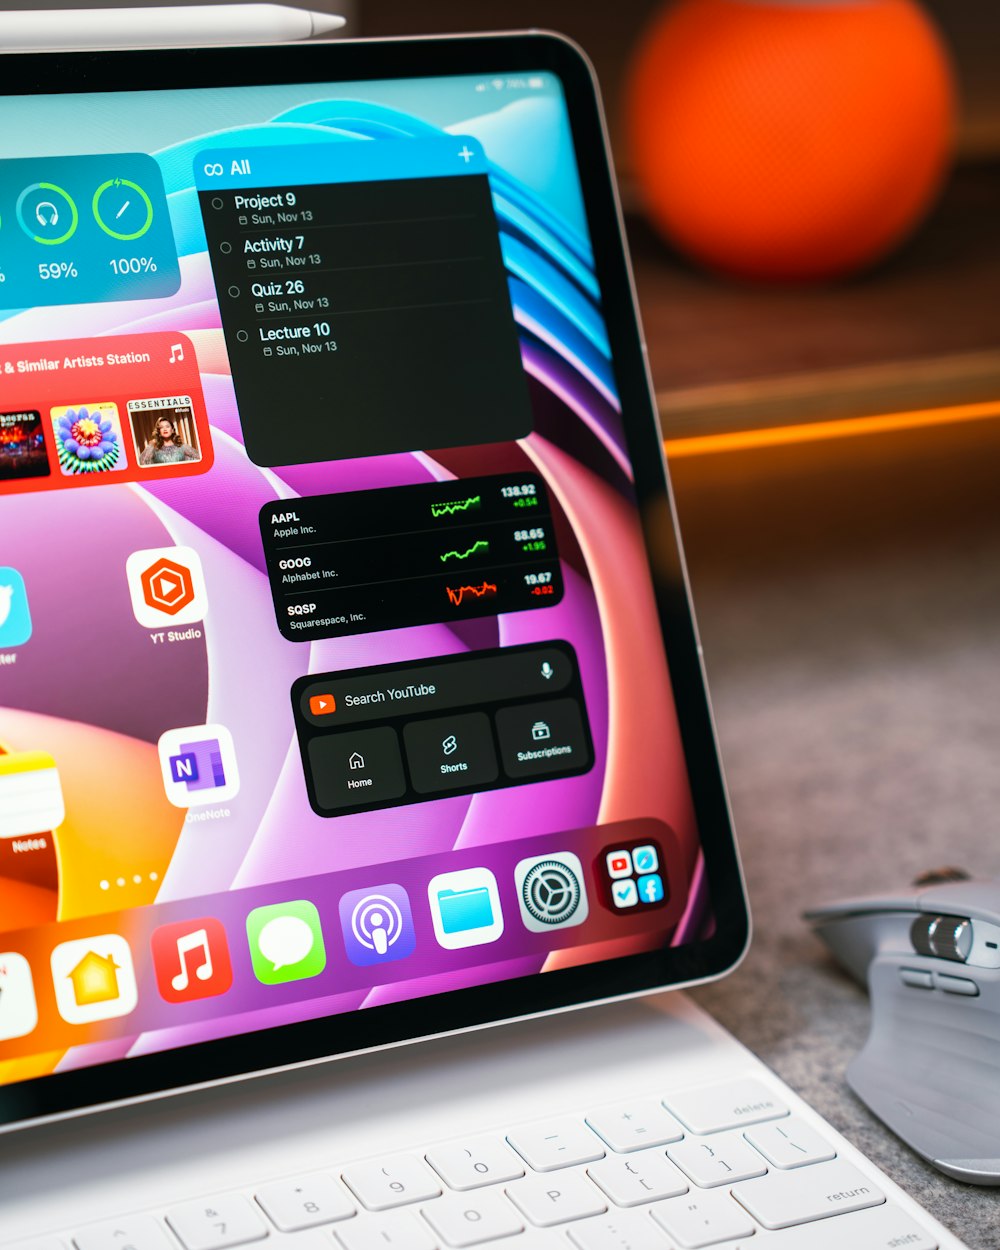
left=438, top=886, right=493, bottom=934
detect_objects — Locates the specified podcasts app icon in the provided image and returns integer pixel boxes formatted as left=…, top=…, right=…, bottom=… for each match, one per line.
left=339, top=883, right=416, bottom=967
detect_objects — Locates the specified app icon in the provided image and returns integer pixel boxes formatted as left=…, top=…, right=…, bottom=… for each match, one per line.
left=151, top=916, right=233, bottom=1003
left=50, top=934, right=138, bottom=1024
left=428, top=868, right=503, bottom=950
left=157, top=724, right=239, bottom=807
left=605, top=849, right=632, bottom=880
left=339, top=884, right=415, bottom=967
left=632, top=844, right=659, bottom=875
left=0, top=568, right=32, bottom=649
left=637, top=874, right=665, bottom=905
left=126, top=546, right=208, bottom=628
left=0, top=952, right=38, bottom=1041
left=514, top=853, right=589, bottom=933
left=246, top=900, right=326, bottom=985
left=598, top=839, right=668, bottom=913
left=611, top=878, right=639, bottom=909
left=309, top=693, right=336, bottom=717
left=0, top=749, right=65, bottom=838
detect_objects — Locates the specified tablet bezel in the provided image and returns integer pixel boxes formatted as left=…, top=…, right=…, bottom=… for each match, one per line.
left=0, top=31, right=749, bottom=1132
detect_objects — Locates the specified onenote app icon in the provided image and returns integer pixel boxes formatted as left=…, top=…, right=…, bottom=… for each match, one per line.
left=246, top=899, right=326, bottom=985
left=0, top=952, right=38, bottom=1041
left=427, top=867, right=503, bottom=950
left=0, top=568, right=32, bottom=649
left=0, top=749, right=65, bottom=839
left=157, top=724, right=239, bottom=807
left=339, top=884, right=416, bottom=967
left=126, top=545, right=208, bottom=628
left=514, top=852, right=589, bottom=933
left=50, top=934, right=138, bottom=1025
left=151, top=916, right=233, bottom=1004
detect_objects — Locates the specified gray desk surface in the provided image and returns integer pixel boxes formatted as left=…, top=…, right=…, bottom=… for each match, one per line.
left=671, top=416, right=1000, bottom=1248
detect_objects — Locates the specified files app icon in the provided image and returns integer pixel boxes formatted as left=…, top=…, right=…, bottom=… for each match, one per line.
left=427, top=867, right=503, bottom=950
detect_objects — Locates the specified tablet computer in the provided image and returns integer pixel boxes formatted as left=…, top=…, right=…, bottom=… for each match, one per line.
left=0, top=31, right=748, bottom=1131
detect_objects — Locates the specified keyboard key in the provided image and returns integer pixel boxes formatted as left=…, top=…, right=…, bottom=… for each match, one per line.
left=750, top=1203, right=938, bottom=1250
left=664, top=1079, right=789, bottom=1135
left=335, top=1212, right=439, bottom=1250
left=507, top=1119, right=605, bottom=1171
left=17, top=1243, right=68, bottom=1250
left=586, top=1100, right=684, bottom=1153
left=255, top=1171, right=355, bottom=1230
left=426, top=1137, right=525, bottom=1190
left=588, top=1149, right=688, bottom=1206
left=743, top=1118, right=836, bottom=1170
left=342, top=1154, right=442, bottom=1211
left=731, top=1159, right=885, bottom=1229
left=651, top=1191, right=756, bottom=1248
left=569, top=1211, right=673, bottom=1250
left=667, top=1132, right=767, bottom=1187
left=421, top=1190, right=524, bottom=1246
left=74, top=1221, right=173, bottom=1250
left=506, top=1171, right=607, bottom=1226
left=166, top=1196, right=268, bottom=1250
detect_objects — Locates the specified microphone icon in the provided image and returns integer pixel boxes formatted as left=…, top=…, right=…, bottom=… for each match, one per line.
left=541, top=661, right=554, bottom=680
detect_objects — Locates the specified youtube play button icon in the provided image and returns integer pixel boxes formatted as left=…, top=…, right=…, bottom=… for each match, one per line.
left=309, top=693, right=337, bottom=716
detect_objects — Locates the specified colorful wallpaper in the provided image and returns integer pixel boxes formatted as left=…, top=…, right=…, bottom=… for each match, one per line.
left=0, top=72, right=706, bottom=1087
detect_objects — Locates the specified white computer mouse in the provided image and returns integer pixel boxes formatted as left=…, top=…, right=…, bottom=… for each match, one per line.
left=805, top=871, right=1000, bottom=1186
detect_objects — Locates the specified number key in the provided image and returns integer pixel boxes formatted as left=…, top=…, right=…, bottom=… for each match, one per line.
left=165, top=1195, right=268, bottom=1250
left=426, top=1136, right=524, bottom=1190
left=255, top=1171, right=355, bottom=1230
left=341, top=1154, right=442, bottom=1211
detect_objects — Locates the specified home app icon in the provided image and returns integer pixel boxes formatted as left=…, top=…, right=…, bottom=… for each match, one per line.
left=50, top=934, right=138, bottom=1025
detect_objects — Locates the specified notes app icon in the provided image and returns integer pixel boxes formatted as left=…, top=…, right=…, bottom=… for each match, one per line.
left=151, top=916, right=232, bottom=1004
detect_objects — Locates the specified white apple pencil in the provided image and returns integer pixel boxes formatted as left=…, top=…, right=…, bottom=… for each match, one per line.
left=0, top=5, right=345, bottom=50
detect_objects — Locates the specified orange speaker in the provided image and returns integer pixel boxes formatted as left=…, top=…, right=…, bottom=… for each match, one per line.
left=626, top=0, right=956, bottom=281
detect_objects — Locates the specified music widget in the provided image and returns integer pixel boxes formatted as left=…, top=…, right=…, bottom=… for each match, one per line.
left=339, top=884, right=416, bottom=967
left=151, top=917, right=233, bottom=1004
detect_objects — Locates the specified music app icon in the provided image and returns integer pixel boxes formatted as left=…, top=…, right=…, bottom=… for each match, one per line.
left=151, top=916, right=233, bottom=1004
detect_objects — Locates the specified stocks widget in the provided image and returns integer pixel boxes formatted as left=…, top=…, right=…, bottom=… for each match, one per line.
left=259, top=472, right=564, bottom=641
left=0, top=153, right=180, bottom=308
left=196, top=139, right=531, bottom=466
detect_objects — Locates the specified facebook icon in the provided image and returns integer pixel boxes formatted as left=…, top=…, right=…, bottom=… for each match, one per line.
left=637, top=873, right=665, bottom=905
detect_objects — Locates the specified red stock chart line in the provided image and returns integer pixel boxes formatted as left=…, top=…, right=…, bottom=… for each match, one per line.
left=445, top=581, right=498, bottom=607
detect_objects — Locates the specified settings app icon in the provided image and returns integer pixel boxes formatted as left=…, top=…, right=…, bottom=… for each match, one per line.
left=514, top=852, right=589, bottom=933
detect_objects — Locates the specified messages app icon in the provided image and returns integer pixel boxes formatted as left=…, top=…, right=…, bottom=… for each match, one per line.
left=427, top=867, right=503, bottom=950
left=246, top=900, right=326, bottom=985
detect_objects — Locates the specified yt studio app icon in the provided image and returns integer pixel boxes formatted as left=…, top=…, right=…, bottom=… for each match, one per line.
left=339, top=884, right=416, bottom=967
left=126, top=546, right=208, bottom=628
left=157, top=724, right=240, bottom=807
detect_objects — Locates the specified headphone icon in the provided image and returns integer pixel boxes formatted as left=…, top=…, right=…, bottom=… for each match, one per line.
left=35, top=201, right=59, bottom=227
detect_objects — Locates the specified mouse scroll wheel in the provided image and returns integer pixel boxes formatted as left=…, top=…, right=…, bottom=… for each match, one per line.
left=911, top=913, right=973, bottom=962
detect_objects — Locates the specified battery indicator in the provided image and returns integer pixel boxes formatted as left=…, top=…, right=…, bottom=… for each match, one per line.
left=528, top=77, right=545, bottom=89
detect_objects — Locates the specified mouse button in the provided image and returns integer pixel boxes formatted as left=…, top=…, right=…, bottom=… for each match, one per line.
left=899, top=967, right=934, bottom=989
left=967, top=920, right=1000, bottom=969
left=936, top=973, right=980, bottom=997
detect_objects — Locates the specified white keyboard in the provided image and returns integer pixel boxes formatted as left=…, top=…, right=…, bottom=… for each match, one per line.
left=12, top=1076, right=942, bottom=1250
